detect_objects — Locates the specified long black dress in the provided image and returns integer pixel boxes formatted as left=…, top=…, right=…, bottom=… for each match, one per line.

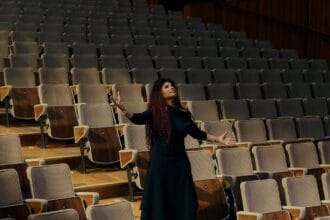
left=130, top=106, right=207, bottom=220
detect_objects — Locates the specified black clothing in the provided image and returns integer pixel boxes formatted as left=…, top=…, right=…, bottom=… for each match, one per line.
left=130, top=106, right=207, bottom=220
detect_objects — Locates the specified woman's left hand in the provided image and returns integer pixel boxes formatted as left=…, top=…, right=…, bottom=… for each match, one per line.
left=218, top=132, right=236, bottom=145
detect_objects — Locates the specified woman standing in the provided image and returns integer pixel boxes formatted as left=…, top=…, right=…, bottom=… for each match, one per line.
left=111, top=78, right=234, bottom=220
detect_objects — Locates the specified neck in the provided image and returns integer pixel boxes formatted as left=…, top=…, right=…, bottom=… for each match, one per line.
left=166, top=98, right=174, bottom=106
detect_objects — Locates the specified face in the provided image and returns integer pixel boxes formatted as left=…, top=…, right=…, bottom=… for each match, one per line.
left=161, top=81, right=177, bottom=99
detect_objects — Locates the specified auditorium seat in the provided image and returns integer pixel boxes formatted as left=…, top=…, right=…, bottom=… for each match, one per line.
left=42, top=42, right=68, bottom=55
left=76, top=84, right=109, bottom=104
left=201, top=120, right=236, bottom=144
left=9, top=31, right=37, bottom=43
left=9, top=54, right=39, bottom=72
left=248, top=99, right=278, bottom=119
left=198, top=38, right=217, bottom=48
left=186, top=69, right=212, bottom=85
left=149, top=45, right=172, bottom=57
left=187, top=100, right=219, bottom=122
left=260, top=69, right=283, bottom=83
left=282, top=70, right=305, bottom=83
left=102, top=68, right=132, bottom=84
left=203, top=57, right=226, bottom=70
left=218, top=39, right=236, bottom=48
left=237, top=69, right=260, bottom=83
left=285, top=142, right=327, bottom=198
left=296, top=116, right=328, bottom=139
left=197, top=46, right=218, bottom=57
left=235, top=83, right=262, bottom=99
left=312, top=83, right=330, bottom=98
left=207, top=83, right=235, bottom=100
left=251, top=145, right=293, bottom=204
left=236, top=39, right=255, bottom=49
left=10, top=41, right=39, bottom=56
left=177, top=83, right=206, bottom=101
left=261, top=48, right=280, bottom=59
left=322, top=173, right=330, bottom=200
left=71, top=67, right=101, bottom=85
left=187, top=150, right=229, bottom=219
left=229, top=31, right=247, bottom=40
left=289, top=58, right=310, bottom=70
left=268, top=58, right=290, bottom=70
left=254, top=40, right=272, bottom=49
left=125, top=45, right=150, bottom=57
left=212, top=30, right=230, bottom=39
left=27, top=164, right=99, bottom=219
left=241, top=48, right=260, bottom=58
left=88, top=33, right=109, bottom=46
left=41, top=54, right=69, bottom=71
left=155, top=35, right=177, bottom=46
left=266, top=118, right=299, bottom=142
left=304, top=70, right=325, bottom=83
left=220, top=99, right=250, bottom=120
left=234, top=119, right=270, bottom=146
left=219, top=47, right=240, bottom=58
left=117, top=102, right=148, bottom=124
left=62, top=32, right=87, bottom=44
left=276, top=98, right=304, bottom=118
left=225, top=57, right=248, bottom=70
left=216, top=147, right=258, bottom=211
left=282, top=175, right=330, bottom=219
left=100, top=55, right=128, bottom=69
left=262, top=83, right=288, bottom=98
left=0, top=169, right=46, bottom=220
left=287, top=83, right=312, bottom=98
left=28, top=209, right=79, bottom=220
left=154, top=56, right=178, bottom=69
left=133, top=35, right=155, bottom=46
left=246, top=58, right=269, bottom=69
left=237, top=179, right=291, bottom=219
left=119, top=124, right=149, bottom=200
left=179, top=56, right=203, bottom=69
left=70, top=54, right=99, bottom=69
left=303, top=98, right=329, bottom=117
left=131, top=68, right=159, bottom=84
left=74, top=103, right=120, bottom=172
left=310, top=59, right=328, bottom=71
left=112, top=84, right=145, bottom=102
left=99, top=45, right=124, bottom=57
left=280, top=49, right=299, bottom=59
left=86, top=201, right=135, bottom=220
left=38, top=68, right=69, bottom=85
left=173, top=45, right=196, bottom=57
left=159, top=68, right=186, bottom=83
left=35, top=84, right=78, bottom=142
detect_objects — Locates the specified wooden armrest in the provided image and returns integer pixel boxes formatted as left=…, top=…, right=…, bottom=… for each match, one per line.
left=268, top=140, right=282, bottom=145
left=70, top=85, right=78, bottom=96
left=0, top=85, right=12, bottom=101
left=288, top=168, right=307, bottom=176
left=322, top=200, right=330, bottom=209
left=34, top=104, right=48, bottom=121
left=76, top=192, right=99, bottom=207
left=74, top=126, right=89, bottom=143
left=217, top=175, right=235, bottom=188
left=25, top=158, right=45, bottom=167
left=25, top=198, right=48, bottom=214
left=236, top=142, right=252, bottom=148
left=237, top=211, right=262, bottom=220
left=115, top=124, right=126, bottom=136
left=119, top=149, right=138, bottom=168
left=253, top=171, right=270, bottom=179
left=320, top=164, right=330, bottom=173
left=283, top=206, right=305, bottom=220
left=200, top=144, right=217, bottom=154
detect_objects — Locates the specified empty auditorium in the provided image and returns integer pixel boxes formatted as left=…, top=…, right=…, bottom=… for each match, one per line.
left=0, top=0, right=330, bottom=219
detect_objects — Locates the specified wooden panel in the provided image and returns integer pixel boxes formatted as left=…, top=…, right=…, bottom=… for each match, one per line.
left=0, top=204, right=30, bottom=220
left=136, top=151, right=150, bottom=188
left=0, top=163, right=29, bottom=192
left=11, top=88, right=39, bottom=119
left=47, top=197, right=87, bottom=220
left=305, top=205, right=330, bottom=220
left=262, top=210, right=291, bottom=220
left=48, top=106, right=78, bottom=139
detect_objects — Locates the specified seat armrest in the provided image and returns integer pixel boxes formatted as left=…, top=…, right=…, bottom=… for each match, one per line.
left=253, top=171, right=270, bottom=179
left=74, top=125, right=89, bottom=143
left=283, top=206, right=305, bottom=220
left=24, top=198, right=48, bottom=214
left=115, top=124, right=126, bottom=136
left=282, top=138, right=314, bottom=145
left=288, top=167, right=307, bottom=176
left=0, top=85, right=12, bottom=101
left=267, top=140, right=282, bottom=145
left=119, top=149, right=138, bottom=168
left=237, top=211, right=262, bottom=220
left=200, top=144, right=217, bottom=154
left=320, top=164, right=330, bottom=172
left=217, top=175, right=235, bottom=188
left=34, top=104, right=48, bottom=121
left=70, top=85, right=78, bottom=96
left=321, top=200, right=330, bottom=209
left=25, top=158, right=45, bottom=166
left=76, top=192, right=99, bottom=207
left=236, top=141, right=252, bottom=148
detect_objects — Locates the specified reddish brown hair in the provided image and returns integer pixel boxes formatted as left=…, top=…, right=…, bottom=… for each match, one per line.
left=147, top=78, right=182, bottom=146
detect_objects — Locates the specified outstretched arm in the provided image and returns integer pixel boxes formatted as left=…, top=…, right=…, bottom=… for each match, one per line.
left=110, top=92, right=133, bottom=119
left=206, top=132, right=236, bottom=145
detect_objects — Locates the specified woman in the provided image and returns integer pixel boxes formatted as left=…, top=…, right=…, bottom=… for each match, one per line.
left=111, top=78, right=235, bottom=220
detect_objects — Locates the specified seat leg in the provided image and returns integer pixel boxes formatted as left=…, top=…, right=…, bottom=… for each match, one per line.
left=126, top=165, right=136, bottom=202
left=77, top=141, right=87, bottom=174
left=3, top=97, right=10, bottom=127
left=38, top=117, right=46, bottom=148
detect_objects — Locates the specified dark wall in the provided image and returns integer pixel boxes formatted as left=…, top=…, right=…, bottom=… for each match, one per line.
left=183, top=0, right=330, bottom=62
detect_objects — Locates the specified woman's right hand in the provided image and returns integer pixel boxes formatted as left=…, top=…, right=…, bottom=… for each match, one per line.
left=110, top=92, right=124, bottom=110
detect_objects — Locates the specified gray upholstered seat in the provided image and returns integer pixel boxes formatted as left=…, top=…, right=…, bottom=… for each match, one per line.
left=102, top=68, right=131, bottom=84
left=70, top=54, right=99, bottom=69
left=11, top=41, right=39, bottom=55
left=38, top=68, right=69, bottom=84
left=201, top=120, right=236, bottom=144
left=187, top=100, right=219, bottom=122
left=220, top=99, right=250, bottom=120
left=159, top=68, right=186, bottom=84
left=131, top=68, right=159, bottom=84
left=86, top=201, right=135, bottom=220
left=71, top=67, right=101, bottom=85
left=207, top=83, right=235, bottom=100
left=266, top=118, right=298, bottom=142
left=9, top=54, right=39, bottom=72
left=177, top=83, right=206, bottom=101
left=28, top=209, right=79, bottom=220
left=276, top=98, right=304, bottom=118
left=234, top=119, right=268, bottom=145
left=186, top=69, right=212, bottom=85
left=41, top=54, right=69, bottom=70
left=235, top=83, right=262, bottom=99
left=76, top=84, right=109, bottom=104
left=249, top=99, right=277, bottom=119
left=112, top=84, right=145, bottom=102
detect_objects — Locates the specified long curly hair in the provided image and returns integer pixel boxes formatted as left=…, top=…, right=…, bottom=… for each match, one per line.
left=147, top=78, right=182, bottom=146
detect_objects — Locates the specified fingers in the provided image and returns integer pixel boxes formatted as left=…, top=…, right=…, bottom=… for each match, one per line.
left=117, top=91, right=120, bottom=100
left=221, top=131, right=229, bottom=138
